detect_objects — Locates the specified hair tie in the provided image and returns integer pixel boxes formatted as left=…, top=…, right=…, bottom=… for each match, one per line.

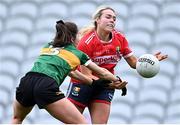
left=56, top=20, right=64, bottom=24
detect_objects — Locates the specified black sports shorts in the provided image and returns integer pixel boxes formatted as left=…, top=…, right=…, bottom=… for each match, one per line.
left=16, top=72, right=65, bottom=109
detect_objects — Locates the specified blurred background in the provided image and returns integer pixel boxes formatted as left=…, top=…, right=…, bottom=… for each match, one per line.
left=0, top=0, right=180, bottom=124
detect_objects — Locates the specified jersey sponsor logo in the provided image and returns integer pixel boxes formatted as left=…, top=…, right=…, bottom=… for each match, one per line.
left=92, top=55, right=121, bottom=65
left=72, top=87, right=80, bottom=96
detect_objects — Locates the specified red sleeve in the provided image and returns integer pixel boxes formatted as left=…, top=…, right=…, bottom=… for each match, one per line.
left=115, top=31, right=133, bottom=58
left=122, top=36, right=133, bottom=58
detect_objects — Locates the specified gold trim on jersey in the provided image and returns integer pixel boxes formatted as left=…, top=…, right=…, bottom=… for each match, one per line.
left=40, top=48, right=80, bottom=70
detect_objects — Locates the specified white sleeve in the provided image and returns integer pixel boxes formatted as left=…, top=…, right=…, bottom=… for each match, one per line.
left=83, top=59, right=92, bottom=66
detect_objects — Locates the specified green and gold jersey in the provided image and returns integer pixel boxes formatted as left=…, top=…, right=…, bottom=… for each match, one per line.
left=30, top=43, right=91, bottom=86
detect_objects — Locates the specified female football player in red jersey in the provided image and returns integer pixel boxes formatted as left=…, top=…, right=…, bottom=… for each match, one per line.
left=67, top=6, right=168, bottom=124
left=11, top=20, right=127, bottom=124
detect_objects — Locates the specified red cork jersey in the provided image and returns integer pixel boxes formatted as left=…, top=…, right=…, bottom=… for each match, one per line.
left=72, top=30, right=133, bottom=83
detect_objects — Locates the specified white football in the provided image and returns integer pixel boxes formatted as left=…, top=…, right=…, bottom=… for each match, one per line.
left=136, top=54, right=160, bottom=78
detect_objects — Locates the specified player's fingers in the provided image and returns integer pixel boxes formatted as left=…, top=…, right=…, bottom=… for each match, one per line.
left=108, top=81, right=128, bottom=89
left=159, top=55, right=168, bottom=61
left=117, top=82, right=127, bottom=89
left=154, top=52, right=168, bottom=61
left=113, top=81, right=127, bottom=89
left=114, top=80, right=124, bottom=84
left=108, top=83, right=120, bottom=89
left=155, top=52, right=161, bottom=56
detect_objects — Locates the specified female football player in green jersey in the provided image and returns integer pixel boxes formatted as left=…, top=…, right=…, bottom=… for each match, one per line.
left=11, top=20, right=127, bottom=124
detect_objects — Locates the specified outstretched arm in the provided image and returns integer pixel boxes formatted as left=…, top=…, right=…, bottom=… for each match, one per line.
left=69, top=70, right=127, bottom=90
left=85, top=61, right=119, bottom=82
left=125, top=52, right=168, bottom=69
left=69, top=70, right=125, bottom=89
left=69, top=70, right=93, bottom=85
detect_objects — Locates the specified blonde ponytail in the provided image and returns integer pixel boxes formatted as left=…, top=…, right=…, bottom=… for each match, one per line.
left=78, top=24, right=95, bottom=39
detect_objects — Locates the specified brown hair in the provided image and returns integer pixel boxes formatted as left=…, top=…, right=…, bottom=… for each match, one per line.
left=53, top=20, right=78, bottom=47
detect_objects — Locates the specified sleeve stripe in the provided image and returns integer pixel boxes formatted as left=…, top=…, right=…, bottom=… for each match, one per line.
left=84, top=60, right=92, bottom=66
left=84, top=34, right=95, bottom=44
left=123, top=52, right=134, bottom=58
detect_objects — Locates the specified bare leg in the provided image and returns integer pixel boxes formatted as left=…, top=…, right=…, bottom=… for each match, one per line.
left=89, top=102, right=110, bottom=124
left=45, top=98, right=87, bottom=124
left=74, top=104, right=85, bottom=113
left=11, top=99, right=33, bottom=124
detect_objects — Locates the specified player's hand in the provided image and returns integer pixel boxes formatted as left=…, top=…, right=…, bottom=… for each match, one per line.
left=91, top=79, right=111, bottom=88
left=154, top=52, right=168, bottom=61
left=108, top=80, right=128, bottom=90
left=115, top=76, right=127, bottom=96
